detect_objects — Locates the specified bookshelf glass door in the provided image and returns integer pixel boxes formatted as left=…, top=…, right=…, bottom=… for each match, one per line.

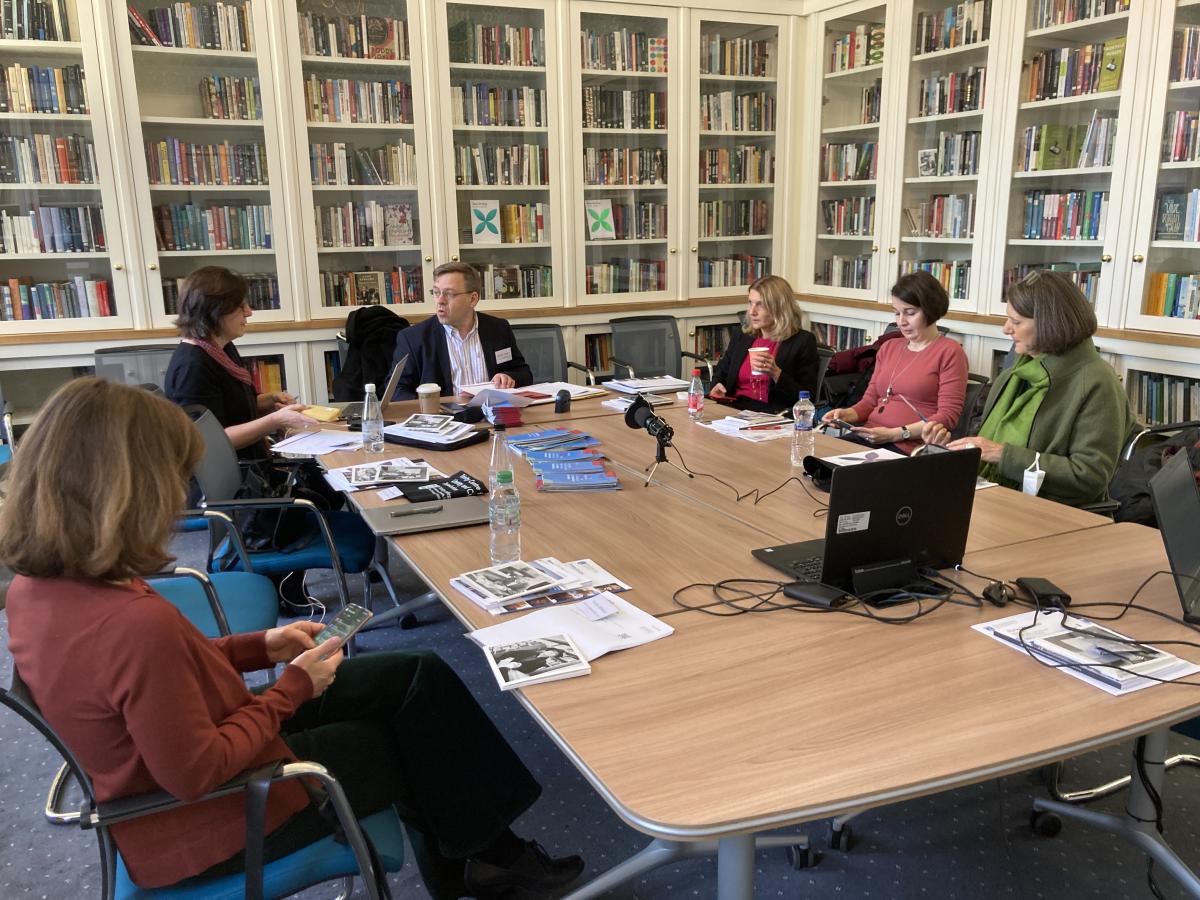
left=1, top=0, right=135, bottom=331
left=285, top=0, right=436, bottom=319
left=992, top=0, right=1140, bottom=323
left=118, top=0, right=295, bottom=326
left=573, top=3, right=677, bottom=304
left=435, top=0, right=563, bottom=310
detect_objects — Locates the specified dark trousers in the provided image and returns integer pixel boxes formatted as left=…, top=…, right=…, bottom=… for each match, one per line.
left=201, top=651, right=541, bottom=899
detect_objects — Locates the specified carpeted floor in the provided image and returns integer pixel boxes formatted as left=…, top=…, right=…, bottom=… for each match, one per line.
left=3, top=540, right=1200, bottom=898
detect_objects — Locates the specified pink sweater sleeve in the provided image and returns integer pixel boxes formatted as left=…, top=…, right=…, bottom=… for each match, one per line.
left=927, top=340, right=969, bottom=430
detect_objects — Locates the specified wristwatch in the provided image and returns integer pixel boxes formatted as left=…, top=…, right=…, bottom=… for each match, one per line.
left=899, top=425, right=912, bottom=441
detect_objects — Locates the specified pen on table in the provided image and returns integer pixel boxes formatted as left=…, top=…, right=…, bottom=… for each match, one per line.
left=390, top=504, right=443, bottom=518
left=745, top=423, right=787, bottom=431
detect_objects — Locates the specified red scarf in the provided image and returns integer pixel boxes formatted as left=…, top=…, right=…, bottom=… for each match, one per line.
left=186, top=338, right=253, bottom=387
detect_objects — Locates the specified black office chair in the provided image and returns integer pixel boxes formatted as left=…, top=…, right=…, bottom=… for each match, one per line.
left=951, top=373, right=991, bottom=440
left=813, top=345, right=835, bottom=407
left=510, top=323, right=596, bottom=385
left=609, top=315, right=712, bottom=382
left=1080, top=419, right=1200, bottom=521
left=1, top=664, right=404, bottom=899
left=93, top=345, right=177, bottom=389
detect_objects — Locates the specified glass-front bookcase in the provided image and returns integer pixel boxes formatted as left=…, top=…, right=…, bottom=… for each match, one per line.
left=991, top=1, right=1140, bottom=323
left=282, top=0, right=436, bottom=320
left=571, top=2, right=678, bottom=305
left=810, top=1, right=889, bottom=299
left=690, top=11, right=789, bottom=299
left=118, top=0, right=295, bottom=327
left=1, top=0, right=135, bottom=332
left=434, top=0, right=564, bottom=310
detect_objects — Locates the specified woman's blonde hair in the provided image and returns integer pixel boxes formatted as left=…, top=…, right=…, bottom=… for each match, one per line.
left=0, top=379, right=203, bottom=580
left=744, top=275, right=804, bottom=341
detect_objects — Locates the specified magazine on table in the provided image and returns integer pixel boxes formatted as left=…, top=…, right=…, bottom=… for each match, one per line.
left=536, top=470, right=621, bottom=492
left=385, top=416, right=476, bottom=444
left=494, top=560, right=632, bottom=615
left=453, top=560, right=559, bottom=606
left=523, top=448, right=606, bottom=463
left=605, top=375, right=691, bottom=395
left=324, top=457, right=447, bottom=492
left=975, top=610, right=1200, bottom=695
left=482, top=634, right=591, bottom=691
left=508, top=429, right=598, bottom=455
left=527, top=459, right=610, bottom=474
left=457, top=381, right=608, bottom=404
left=468, top=593, right=673, bottom=661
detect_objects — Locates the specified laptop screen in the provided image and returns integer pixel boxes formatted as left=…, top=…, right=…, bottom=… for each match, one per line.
left=820, top=447, right=981, bottom=591
left=1148, top=449, right=1200, bottom=622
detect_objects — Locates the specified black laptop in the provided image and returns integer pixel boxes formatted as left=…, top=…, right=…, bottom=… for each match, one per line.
left=1148, top=448, right=1200, bottom=624
left=753, top=448, right=981, bottom=594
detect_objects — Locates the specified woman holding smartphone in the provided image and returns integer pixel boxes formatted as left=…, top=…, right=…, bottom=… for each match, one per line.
left=0, top=379, right=583, bottom=900
left=821, top=271, right=968, bottom=454
left=706, top=275, right=820, bottom=413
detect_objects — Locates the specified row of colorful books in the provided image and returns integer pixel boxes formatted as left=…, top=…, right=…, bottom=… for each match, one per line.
left=314, top=200, right=413, bottom=249
left=3, top=0, right=70, bottom=41
left=827, top=22, right=884, bottom=74
left=465, top=200, right=549, bottom=245
left=903, top=193, right=976, bottom=240
left=317, top=267, right=422, bottom=308
left=0, top=63, right=88, bottom=115
left=1126, top=369, right=1200, bottom=426
left=915, top=66, right=985, bottom=118
left=455, top=142, right=550, bottom=187
left=699, top=145, right=775, bottom=185
left=581, top=29, right=667, bottom=73
left=0, top=205, right=105, bottom=254
left=297, top=12, right=408, bottom=61
left=303, top=76, right=413, bottom=126
left=0, top=132, right=96, bottom=185
left=1030, top=0, right=1129, bottom=32
left=153, top=202, right=272, bottom=251
left=128, top=2, right=253, bottom=51
left=146, top=138, right=267, bottom=187
left=817, top=254, right=871, bottom=290
left=1018, top=113, right=1116, bottom=172
left=700, top=197, right=769, bottom=239
left=1023, top=37, right=1125, bottom=103
left=450, top=23, right=545, bottom=67
left=475, top=263, right=552, bottom=300
left=819, top=141, right=876, bottom=182
left=917, top=130, right=981, bottom=177
left=584, top=199, right=666, bottom=242
left=700, top=34, right=774, bottom=78
left=198, top=73, right=260, bottom=121
left=914, top=3, right=990, bottom=56
left=583, top=258, right=666, bottom=295
left=1019, top=189, right=1109, bottom=241
left=309, top=140, right=415, bottom=187
left=900, top=258, right=971, bottom=301
left=820, top=195, right=874, bottom=237
left=582, top=87, right=665, bottom=130
left=582, top=146, right=664, bottom=187
left=164, top=272, right=277, bottom=314
left=1144, top=272, right=1200, bottom=320
left=452, top=83, right=547, bottom=128
left=699, top=90, right=774, bottom=133
left=697, top=253, right=768, bottom=288
left=1, top=276, right=112, bottom=321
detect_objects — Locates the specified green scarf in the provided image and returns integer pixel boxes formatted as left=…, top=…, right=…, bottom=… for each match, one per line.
left=978, top=355, right=1050, bottom=484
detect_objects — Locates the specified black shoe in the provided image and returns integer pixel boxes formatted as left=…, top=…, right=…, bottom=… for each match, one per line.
left=462, top=841, right=584, bottom=899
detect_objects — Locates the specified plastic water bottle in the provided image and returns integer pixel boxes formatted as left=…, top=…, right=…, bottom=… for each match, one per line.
left=361, top=382, right=384, bottom=453
left=489, top=470, right=521, bottom=564
left=687, top=368, right=705, bottom=421
left=489, top=425, right=512, bottom=490
left=791, top=390, right=815, bottom=466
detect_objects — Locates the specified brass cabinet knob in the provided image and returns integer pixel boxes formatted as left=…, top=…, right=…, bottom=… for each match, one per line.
left=888, top=247, right=896, bottom=254
left=690, top=246, right=697, bottom=252
left=1101, top=254, right=1112, bottom=263
left=148, top=263, right=158, bottom=270
left=1132, top=253, right=1145, bottom=263
left=669, top=247, right=677, bottom=254
left=113, top=263, right=124, bottom=271
left=424, top=255, right=432, bottom=262
left=872, top=245, right=879, bottom=252
left=450, top=255, right=459, bottom=261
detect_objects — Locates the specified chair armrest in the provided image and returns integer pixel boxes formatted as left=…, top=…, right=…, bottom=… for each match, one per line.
left=609, top=356, right=635, bottom=379
left=565, top=360, right=596, bottom=386
left=679, top=351, right=712, bottom=382
left=148, top=567, right=232, bottom=637
left=1124, top=420, right=1200, bottom=461
left=1079, top=499, right=1120, bottom=519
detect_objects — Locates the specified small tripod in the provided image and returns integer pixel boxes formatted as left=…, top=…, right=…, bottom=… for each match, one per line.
left=642, top=422, right=692, bottom=487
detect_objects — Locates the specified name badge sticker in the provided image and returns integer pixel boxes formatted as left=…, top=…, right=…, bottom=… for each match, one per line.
left=495, top=347, right=513, bottom=364
left=836, top=511, right=870, bottom=534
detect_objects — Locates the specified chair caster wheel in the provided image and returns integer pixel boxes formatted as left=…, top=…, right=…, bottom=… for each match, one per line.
left=1030, top=809, right=1062, bottom=837
left=786, top=846, right=820, bottom=870
left=830, top=825, right=853, bottom=852
left=399, top=613, right=419, bottom=630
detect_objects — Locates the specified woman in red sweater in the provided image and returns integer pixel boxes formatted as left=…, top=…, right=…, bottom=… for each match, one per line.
left=0, top=379, right=582, bottom=899
left=821, top=271, right=968, bottom=454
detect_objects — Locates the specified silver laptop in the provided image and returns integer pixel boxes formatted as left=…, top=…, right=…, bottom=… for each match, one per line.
left=1148, top=448, right=1200, bottom=624
left=338, top=354, right=408, bottom=419
left=360, top=496, right=490, bottom=536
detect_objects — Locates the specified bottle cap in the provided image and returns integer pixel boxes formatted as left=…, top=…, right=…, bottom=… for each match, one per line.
left=799, top=391, right=810, bottom=400
left=494, top=423, right=506, bottom=432
left=692, top=368, right=701, bottom=376
left=365, top=383, right=376, bottom=392
left=497, top=470, right=513, bottom=484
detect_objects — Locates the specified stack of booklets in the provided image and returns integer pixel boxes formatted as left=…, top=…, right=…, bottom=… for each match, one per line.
left=507, top=429, right=621, bottom=491
left=452, top=556, right=631, bottom=615
left=601, top=393, right=672, bottom=412
left=702, top=410, right=792, bottom=441
left=975, top=610, right=1200, bottom=695
left=483, top=401, right=523, bottom=428
left=459, top=381, right=609, bottom=405
left=469, top=592, right=674, bottom=690
left=605, top=375, right=690, bottom=394
left=384, top=413, right=475, bottom=444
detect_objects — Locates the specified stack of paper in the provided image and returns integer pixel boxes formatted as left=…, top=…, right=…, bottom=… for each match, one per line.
left=468, top=592, right=674, bottom=667
left=605, top=375, right=691, bottom=395
left=701, top=410, right=792, bottom=442
left=976, top=610, right=1200, bottom=695
left=481, top=634, right=591, bottom=691
left=535, top=469, right=621, bottom=492
left=384, top=414, right=475, bottom=444
left=601, top=393, right=673, bottom=412
left=271, top=430, right=363, bottom=457
left=507, top=429, right=601, bottom=457
left=324, top=457, right=446, bottom=493
left=454, top=557, right=632, bottom=615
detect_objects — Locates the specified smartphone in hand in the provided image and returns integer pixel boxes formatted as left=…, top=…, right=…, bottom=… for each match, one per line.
left=314, top=603, right=374, bottom=654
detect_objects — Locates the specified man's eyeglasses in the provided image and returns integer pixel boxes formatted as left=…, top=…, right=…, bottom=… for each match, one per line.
left=428, top=288, right=472, bottom=300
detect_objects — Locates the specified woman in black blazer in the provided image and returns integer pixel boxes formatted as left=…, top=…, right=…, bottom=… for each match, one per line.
left=707, top=275, right=820, bottom=413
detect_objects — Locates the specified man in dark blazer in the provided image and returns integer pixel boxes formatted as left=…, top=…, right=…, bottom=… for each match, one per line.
left=392, top=261, right=533, bottom=399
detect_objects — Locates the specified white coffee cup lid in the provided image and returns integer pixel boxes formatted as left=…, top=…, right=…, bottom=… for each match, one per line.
left=417, top=383, right=440, bottom=394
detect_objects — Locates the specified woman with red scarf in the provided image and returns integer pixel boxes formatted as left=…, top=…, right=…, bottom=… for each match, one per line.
left=165, top=267, right=318, bottom=459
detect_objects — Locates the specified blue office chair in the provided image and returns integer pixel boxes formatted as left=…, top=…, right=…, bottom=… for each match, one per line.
left=0, top=393, right=14, bottom=474
left=147, top=564, right=278, bottom=640
left=1, top=665, right=405, bottom=900
left=186, top=409, right=382, bottom=622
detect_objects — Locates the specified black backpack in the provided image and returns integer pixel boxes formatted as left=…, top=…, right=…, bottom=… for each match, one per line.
left=331, top=305, right=409, bottom=401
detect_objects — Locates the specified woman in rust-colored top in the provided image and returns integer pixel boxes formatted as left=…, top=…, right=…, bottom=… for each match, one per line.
left=0, top=379, right=583, bottom=899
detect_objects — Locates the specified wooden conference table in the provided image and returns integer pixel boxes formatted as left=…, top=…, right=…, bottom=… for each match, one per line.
left=320, top=395, right=1200, bottom=898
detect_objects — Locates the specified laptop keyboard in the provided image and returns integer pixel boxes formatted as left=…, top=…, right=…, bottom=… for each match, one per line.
left=787, top=556, right=824, bottom=582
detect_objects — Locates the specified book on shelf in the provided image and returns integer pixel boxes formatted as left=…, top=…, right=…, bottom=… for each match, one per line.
left=127, top=5, right=162, bottom=45
left=383, top=203, right=413, bottom=245
left=1097, top=36, right=1126, bottom=94
left=2, top=0, right=71, bottom=41
left=469, top=198, right=501, bottom=244
left=1156, top=193, right=1187, bottom=241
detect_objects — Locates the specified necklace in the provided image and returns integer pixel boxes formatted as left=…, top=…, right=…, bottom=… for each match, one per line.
left=878, top=336, right=939, bottom=414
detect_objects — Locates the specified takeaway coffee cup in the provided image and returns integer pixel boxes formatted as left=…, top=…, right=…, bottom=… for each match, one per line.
left=417, top=383, right=441, bottom=414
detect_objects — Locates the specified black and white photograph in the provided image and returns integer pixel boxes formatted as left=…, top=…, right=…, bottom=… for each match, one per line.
left=398, top=413, right=456, bottom=434
left=459, top=560, right=556, bottom=602
left=917, top=147, right=939, bottom=177
left=485, top=635, right=590, bottom=689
